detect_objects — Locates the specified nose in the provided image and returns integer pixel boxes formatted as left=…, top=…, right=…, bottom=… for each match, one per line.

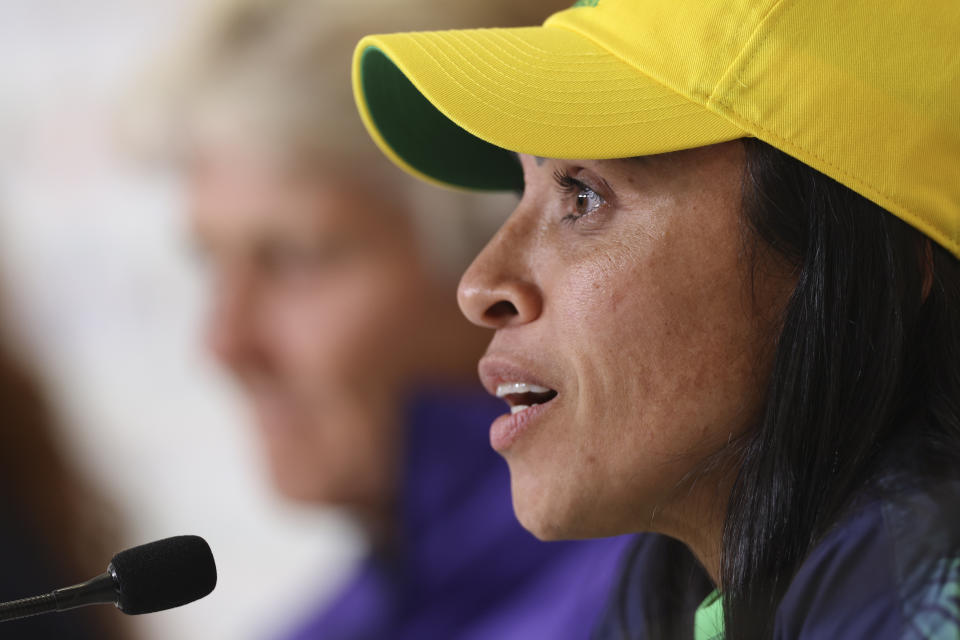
left=205, top=267, right=260, bottom=374
left=457, top=215, right=542, bottom=329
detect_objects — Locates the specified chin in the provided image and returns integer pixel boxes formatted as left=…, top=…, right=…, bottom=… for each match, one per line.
left=516, top=514, right=569, bottom=541
left=517, top=500, right=634, bottom=541
left=271, top=469, right=323, bottom=503
left=509, top=461, right=639, bottom=540
left=509, top=470, right=593, bottom=541
left=266, top=456, right=334, bottom=504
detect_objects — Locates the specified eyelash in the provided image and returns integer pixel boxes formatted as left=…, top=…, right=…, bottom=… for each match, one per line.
left=552, top=169, right=606, bottom=223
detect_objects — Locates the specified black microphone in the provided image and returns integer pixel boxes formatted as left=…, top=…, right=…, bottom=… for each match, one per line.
left=0, top=535, right=217, bottom=623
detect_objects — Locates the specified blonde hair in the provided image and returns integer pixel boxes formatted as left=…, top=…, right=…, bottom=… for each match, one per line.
left=128, top=0, right=567, bottom=277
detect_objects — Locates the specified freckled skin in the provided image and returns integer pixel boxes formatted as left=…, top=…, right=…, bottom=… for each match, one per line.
left=458, top=143, right=794, bottom=576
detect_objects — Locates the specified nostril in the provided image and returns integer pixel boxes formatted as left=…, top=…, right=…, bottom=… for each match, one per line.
left=484, top=300, right=519, bottom=322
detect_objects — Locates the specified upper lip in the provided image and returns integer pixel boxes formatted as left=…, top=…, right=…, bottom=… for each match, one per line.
left=478, top=354, right=558, bottom=399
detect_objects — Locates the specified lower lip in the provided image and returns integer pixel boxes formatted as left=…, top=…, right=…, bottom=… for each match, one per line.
left=489, top=400, right=555, bottom=452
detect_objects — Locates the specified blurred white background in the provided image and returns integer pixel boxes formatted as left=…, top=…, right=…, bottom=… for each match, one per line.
left=0, top=2, right=364, bottom=638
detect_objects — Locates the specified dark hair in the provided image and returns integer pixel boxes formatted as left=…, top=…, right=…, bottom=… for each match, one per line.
left=718, top=139, right=960, bottom=638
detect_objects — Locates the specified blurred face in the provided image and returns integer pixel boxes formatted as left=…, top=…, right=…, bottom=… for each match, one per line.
left=458, top=143, right=793, bottom=543
left=190, top=152, right=427, bottom=507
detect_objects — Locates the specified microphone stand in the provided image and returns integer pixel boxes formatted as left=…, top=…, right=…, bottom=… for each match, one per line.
left=0, top=569, right=119, bottom=622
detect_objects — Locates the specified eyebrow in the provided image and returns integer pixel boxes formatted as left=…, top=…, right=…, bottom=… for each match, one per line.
left=510, top=152, right=547, bottom=167
left=511, top=152, right=651, bottom=168
left=625, top=155, right=654, bottom=166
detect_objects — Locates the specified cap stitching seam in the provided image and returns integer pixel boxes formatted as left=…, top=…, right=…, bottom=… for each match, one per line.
left=423, top=36, right=698, bottom=113
left=709, top=0, right=792, bottom=103
left=430, top=32, right=651, bottom=99
left=461, top=30, right=623, bottom=68
left=710, top=1, right=959, bottom=255
left=448, top=32, right=643, bottom=81
left=716, top=109, right=957, bottom=255
left=710, top=0, right=912, bottom=214
left=490, top=29, right=607, bottom=60
left=545, top=21, right=711, bottom=104
left=437, top=33, right=668, bottom=88
left=406, top=35, right=708, bottom=121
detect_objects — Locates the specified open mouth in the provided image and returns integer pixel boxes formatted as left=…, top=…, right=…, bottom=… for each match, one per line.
left=495, top=382, right=559, bottom=415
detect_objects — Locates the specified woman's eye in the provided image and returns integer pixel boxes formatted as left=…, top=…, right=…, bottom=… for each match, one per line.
left=573, top=186, right=603, bottom=218
left=257, top=240, right=347, bottom=278
left=553, top=170, right=606, bottom=223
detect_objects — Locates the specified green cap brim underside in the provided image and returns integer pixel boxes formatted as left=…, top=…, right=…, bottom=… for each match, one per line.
left=359, top=46, right=523, bottom=192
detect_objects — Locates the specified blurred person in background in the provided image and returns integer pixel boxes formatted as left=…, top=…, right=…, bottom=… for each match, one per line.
left=131, top=0, right=632, bottom=637
left=0, top=303, right=130, bottom=640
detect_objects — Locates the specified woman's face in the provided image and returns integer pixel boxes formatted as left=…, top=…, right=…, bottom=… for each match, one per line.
left=458, top=142, right=793, bottom=542
left=189, top=150, right=427, bottom=507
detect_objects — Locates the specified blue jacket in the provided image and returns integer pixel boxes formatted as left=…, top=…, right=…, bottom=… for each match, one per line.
left=597, top=454, right=960, bottom=639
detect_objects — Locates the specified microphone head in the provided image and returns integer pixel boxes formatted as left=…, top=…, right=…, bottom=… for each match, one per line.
left=109, top=535, right=217, bottom=615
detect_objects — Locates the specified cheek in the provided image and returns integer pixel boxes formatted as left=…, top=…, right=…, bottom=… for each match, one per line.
left=266, top=262, right=424, bottom=386
left=540, top=229, right=766, bottom=522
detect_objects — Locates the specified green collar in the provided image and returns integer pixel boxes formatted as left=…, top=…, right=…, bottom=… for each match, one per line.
left=694, top=589, right=724, bottom=640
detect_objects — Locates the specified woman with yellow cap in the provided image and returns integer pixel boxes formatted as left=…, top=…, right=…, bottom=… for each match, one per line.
left=352, top=0, right=960, bottom=637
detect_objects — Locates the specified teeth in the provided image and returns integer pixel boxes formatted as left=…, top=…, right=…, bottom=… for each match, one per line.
left=510, top=405, right=530, bottom=415
left=496, top=382, right=551, bottom=397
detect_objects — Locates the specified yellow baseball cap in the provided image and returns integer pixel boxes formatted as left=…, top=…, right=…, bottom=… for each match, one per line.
left=353, top=0, right=960, bottom=258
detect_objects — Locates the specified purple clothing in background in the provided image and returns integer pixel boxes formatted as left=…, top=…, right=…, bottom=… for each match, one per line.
left=280, top=387, right=631, bottom=640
